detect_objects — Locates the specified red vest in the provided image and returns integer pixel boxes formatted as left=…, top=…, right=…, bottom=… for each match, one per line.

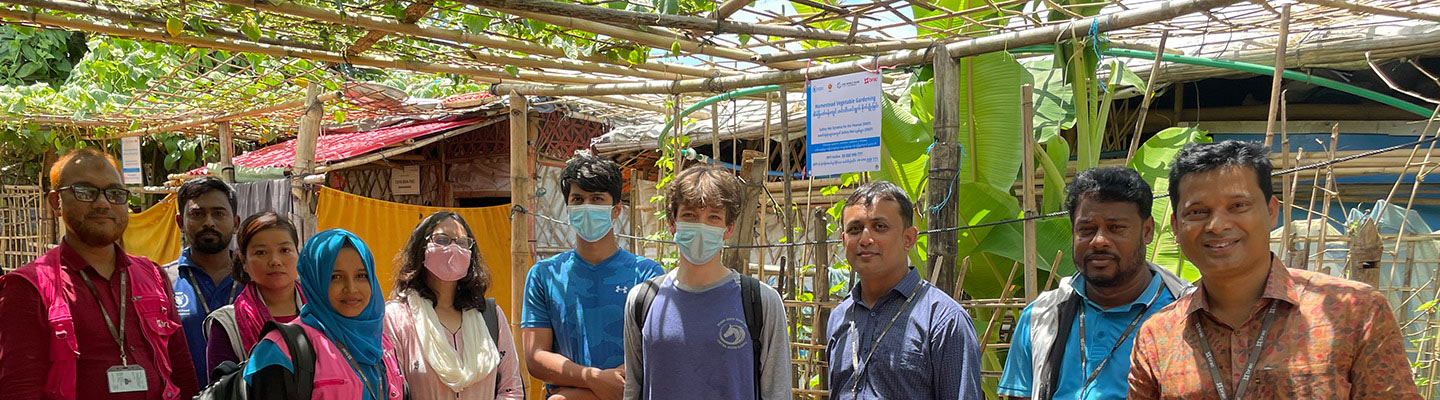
left=0, top=245, right=183, bottom=400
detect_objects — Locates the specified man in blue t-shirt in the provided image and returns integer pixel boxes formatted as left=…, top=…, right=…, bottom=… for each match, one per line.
left=522, top=154, right=664, bottom=400
left=622, top=165, right=791, bottom=400
left=997, top=167, right=1192, bottom=400
left=163, top=176, right=241, bottom=386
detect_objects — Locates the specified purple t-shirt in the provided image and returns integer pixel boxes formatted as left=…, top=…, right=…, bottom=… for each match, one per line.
left=638, top=275, right=755, bottom=399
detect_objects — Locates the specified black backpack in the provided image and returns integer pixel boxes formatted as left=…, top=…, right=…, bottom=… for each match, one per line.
left=632, top=274, right=765, bottom=399
left=194, top=321, right=316, bottom=400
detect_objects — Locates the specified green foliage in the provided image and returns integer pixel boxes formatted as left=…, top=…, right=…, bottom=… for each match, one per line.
left=911, top=0, right=1021, bottom=37
left=1127, top=126, right=1212, bottom=281
left=956, top=51, right=1028, bottom=193
left=0, top=26, right=87, bottom=88
left=787, top=1, right=851, bottom=50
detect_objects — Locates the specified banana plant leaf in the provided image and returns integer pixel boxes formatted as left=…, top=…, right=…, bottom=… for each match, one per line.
left=1127, top=126, right=1213, bottom=281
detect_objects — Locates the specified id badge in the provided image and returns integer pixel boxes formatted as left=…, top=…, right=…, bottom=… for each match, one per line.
left=107, top=365, right=148, bottom=393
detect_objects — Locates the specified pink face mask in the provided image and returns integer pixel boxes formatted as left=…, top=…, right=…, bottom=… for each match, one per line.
left=424, top=242, right=472, bottom=281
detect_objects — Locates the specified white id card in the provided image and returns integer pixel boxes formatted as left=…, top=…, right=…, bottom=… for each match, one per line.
left=107, top=365, right=148, bottom=393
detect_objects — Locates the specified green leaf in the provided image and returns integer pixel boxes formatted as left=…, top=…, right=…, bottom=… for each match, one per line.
left=1127, top=126, right=1212, bottom=281
left=956, top=51, right=1027, bottom=193
left=1038, top=135, right=1069, bottom=214
left=840, top=172, right=860, bottom=187
left=738, top=34, right=751, bottom=46
left=669, top=42, right=682, bottom=56
left=1024, top=59, right=1075, bottom=143
left=166, top=16, right=184, bottom=37
left=164, top=151, right=180, bottom=170
left=819, top=185, right=839, bottom=196
left=15, top=62, right=40, bottom=78
left=187, top=15, right=209, bottom=36
left=503, top=65, right=519, bottom=78
left=241, top=16, right=262, bottom=41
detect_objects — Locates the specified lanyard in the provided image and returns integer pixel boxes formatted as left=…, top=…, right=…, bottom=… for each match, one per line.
left=335, top=340, right=383, bottom=400
left=1194, top=300, right=1281, bottom=400
left=182, top=269, right=239, bottom=315
left=847, top=282, right=923, bottom=399
left=1075, top=287, right=1163, bottom=399
left=77, top=269, right=130, bottom=365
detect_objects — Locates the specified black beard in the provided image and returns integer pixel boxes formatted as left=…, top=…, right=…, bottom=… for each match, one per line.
left=192, top=231, right=231, bottom=254
left=1077, top=247, right=1148, bottom=288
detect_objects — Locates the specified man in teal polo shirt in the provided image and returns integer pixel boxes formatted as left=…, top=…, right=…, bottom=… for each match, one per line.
left=999, top=167, right=1192, bottom=400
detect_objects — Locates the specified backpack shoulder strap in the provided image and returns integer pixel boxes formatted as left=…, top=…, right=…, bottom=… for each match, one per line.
left=739, top=274, right=763, bottom=400
left=632, top=279, right=660, bottom=331
left=482, top=298, right=500, bottom=346
left=262, top=322, right=316, bottom=400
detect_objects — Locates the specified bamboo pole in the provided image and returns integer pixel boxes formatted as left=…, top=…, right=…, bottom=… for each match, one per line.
left=781, top=85, right=796, bottom=299
left=711, top=0, right=751, bottom=21
left=1294, top=0, right=1440, bottom=23
left=217, top=122, right=236, bottom=184
left=1280, top=97, right=1293, bottom=263
left=929, top=49, right=960, bottom=295
left=108, top=91, right=342, bottom=139
left=502, top=9, right=808, bottom=70
left=711, top=103, right=721, bottom=164
left=1316, top=124, right=1339, bottom=273
left=0, top=7, right=613, bottom=86
left=489, top=0, right=1247, bottom=96
left=1126, top=31, right=1168, bottom=164
left=199, top=0, right=711, bottom=79
left=455, top=0, right=886, bottom=43
left=1262, top=5, right=1290, bottom=149
left=507, top=92, right=533, bottom=395
left=1021, top=83, right=1038, bottom=302
left=3, top=0, right=327, bottom=50
left=291, top=84, right=322, bottom=240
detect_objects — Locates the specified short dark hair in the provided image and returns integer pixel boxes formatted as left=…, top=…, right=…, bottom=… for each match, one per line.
left=666, top=165, right=744, bottom=225
left=233, top=211, right=299, bottom=284
left=1168, top=140, right=1273, bottom=211
left=1066, top=167, right=1153, bottom=221
left=844, top=181, right=914, bottom=228
left=177, top=177, right=238, bottom=221
left=393, top=212, right=492, bottom=311
left=560, top=154, right=623, bottom=205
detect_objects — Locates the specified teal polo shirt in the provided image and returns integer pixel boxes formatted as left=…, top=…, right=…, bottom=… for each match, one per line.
left=998, top=271, right=1175, bottom=399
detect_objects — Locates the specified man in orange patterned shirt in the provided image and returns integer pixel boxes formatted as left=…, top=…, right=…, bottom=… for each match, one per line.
left=1128, top=140, right=1420, bottom=399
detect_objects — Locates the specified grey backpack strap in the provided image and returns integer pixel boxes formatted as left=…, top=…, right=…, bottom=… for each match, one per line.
left=632, top=280, right=660, bottom=330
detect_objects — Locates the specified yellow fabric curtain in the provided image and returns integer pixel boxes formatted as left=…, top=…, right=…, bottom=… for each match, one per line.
left=123, top=194, right=183, bottom=265
left=315, top=187, right=515, bottom=314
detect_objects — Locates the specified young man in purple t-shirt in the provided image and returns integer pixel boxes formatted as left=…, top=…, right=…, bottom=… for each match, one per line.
left=622, top=165, right=791, bottom=400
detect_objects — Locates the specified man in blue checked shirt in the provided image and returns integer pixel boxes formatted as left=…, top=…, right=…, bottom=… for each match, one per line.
left=997, top=167, right=1193, bottom=400
left=826, top=181, right=982, bottom=400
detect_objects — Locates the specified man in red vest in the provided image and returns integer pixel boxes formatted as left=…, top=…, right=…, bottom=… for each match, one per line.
left=0, top=148, right=199, bottom=400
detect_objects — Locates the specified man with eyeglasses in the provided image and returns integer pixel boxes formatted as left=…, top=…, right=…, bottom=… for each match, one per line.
left=162, top=176, right=241, bottom=386
left=0, top=148, right=200, bottom=399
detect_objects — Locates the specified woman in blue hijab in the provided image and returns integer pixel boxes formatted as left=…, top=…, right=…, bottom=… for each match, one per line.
left=245, top=229, right=405, bottom=399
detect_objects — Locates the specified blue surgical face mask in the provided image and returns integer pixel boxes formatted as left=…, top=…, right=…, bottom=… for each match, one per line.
left=673, top=221, right=727, bottom=265
left=568, top=204, right=614, bottom=243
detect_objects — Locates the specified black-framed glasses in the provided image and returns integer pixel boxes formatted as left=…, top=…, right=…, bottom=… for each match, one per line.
left=428, top=233, right=475, bottom=249
left=56, top=184, right=130, bottom=205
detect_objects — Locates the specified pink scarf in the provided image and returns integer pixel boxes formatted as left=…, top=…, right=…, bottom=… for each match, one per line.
left=233, top=283, right=304, bottom=351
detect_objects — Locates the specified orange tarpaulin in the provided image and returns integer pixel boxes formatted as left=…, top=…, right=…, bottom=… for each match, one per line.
left=122, top=194, right=183, bottom=265
left=315, top=187, right=516, bottom=314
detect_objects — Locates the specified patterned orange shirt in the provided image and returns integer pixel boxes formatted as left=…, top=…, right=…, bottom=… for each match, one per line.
left=1128, top=256, right=1420, bottom=399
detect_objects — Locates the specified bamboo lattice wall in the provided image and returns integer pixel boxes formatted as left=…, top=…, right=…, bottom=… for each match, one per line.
left=0, top=185, right=53, bottom=272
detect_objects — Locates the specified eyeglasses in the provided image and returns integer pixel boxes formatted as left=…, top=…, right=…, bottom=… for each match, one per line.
left=56, top=184, right=131, bottom=205
left=428, top=234, right=475, bottom=249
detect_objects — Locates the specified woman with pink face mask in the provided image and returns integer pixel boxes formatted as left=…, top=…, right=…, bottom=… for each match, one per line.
left=384, top=212, right=524, bottom=400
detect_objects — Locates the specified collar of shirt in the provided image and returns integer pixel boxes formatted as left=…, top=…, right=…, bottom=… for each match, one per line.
left=57, top=241, right=134, bottom=275
left=176, top=247, right=237, bottom=290
left=1183, top=253, right=1300, bottom=317
left=1074, top=269, right=1166, bottom=313
left=572, top=248, right=629, bottom=270
left=848, top=267, right=921, bottom=310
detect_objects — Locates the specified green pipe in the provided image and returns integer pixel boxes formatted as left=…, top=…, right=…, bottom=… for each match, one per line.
left=656, top=85, right=781, bottom=148
left=1010, top=45, right=1435, bottom=118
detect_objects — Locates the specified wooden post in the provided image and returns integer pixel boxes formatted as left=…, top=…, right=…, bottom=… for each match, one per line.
left=780, top=85, right=795, bottom=298
left=1126, top=31, right=1168, bottom=164
left=507, top=91, right=533, bottom=394
left=725, top=150, right=767, bottom=275
left=711, top=102, right=720, bottom=164
left=1280, top=97, right=1293, bottom=264
left=1347, top=219, right=1382, bottom=286
left=629, top=171, right=642, bottom=254
left=928, top=49, right=960, bottom=294
left=811, top=206, right=831, bottom=390
left=291, top=83, right=322, bottom=240
left=217, top=121, right=236, bottom=183
left=1262, top=4, right=1290, bottom=148
left=1021, top=84, right=1038, bottom=302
